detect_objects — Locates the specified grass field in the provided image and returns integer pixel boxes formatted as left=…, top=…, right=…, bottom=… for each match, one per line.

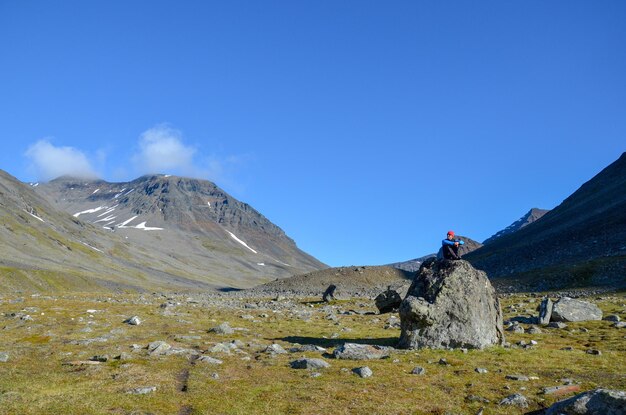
left=0, top=292, right=624, bottom=414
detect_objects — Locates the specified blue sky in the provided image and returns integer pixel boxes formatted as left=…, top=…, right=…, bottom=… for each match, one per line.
left=1, top=1, right=625, bottom=267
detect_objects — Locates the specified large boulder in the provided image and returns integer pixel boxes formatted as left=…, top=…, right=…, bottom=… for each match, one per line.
left=551, top=297, right=603, bottom=322
left=398, top=259, right=505, bottom=349
left=375, top=287, right=402, bottom=314
left=545, top=388, right=626, bottom=414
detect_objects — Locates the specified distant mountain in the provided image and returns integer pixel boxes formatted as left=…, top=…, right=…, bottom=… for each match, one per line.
left=390, top=235, right=483, bottom=272
left=483, top=208, right=550, bottom=245
left=465, top=152, right=626, bottom=291
left=0, top=171, right=325, bottom=292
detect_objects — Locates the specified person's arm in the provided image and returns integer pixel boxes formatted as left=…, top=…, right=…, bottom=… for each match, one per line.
left=442, top=239, right=456, bottom=246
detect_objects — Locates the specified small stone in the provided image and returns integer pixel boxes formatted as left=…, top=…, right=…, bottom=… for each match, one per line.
left=507, top=324, right=525, bottom=333
left=548, top=322, right=568, bottom=329
left=506, top=374, right=530, bottom=381
left=586, top=349, right=602, bottom=355
left=116, top=352, right=132, bottom=361
left=210, top=373, right=219, bottom=379
left=475, top=368, right=488, bottom=374
left=209, top=322, right=234, bottom=335
left=127, top=386, right=156, bottom=395
left=530, top=340, right=538, bottom=345
left=148, top=341, right=171, bottom=355
left=613, top=322, right=626, bottom=328
left=0, top=353, right=9, bottom=363
left=197, top=356, right=223, bottom=365
left=90, top=355, right=109, bottom=362
left=526, top=326, right=542, bottom=334
left=542, top=385, right=582, bottom=396
left=561, top=346, right=574, bottom=351
left=124, top=316, right=141, bottom=325
left=438, top=358, right=449, bottom=366
left=264, top=344, right=287, bottom=355
left=352, top=366, right=373, bottom=378
left=411, top=366, right=426, bottom=375
left=290, top=358, right=330, bottom=370
left=499, top=393, right=528, bottom=408
left=604, top=315, right=620, bottom=322
left=332, top=343, right=390, bottom=360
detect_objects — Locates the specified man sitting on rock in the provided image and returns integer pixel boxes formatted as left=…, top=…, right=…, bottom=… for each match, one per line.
left=442, top=230, right=464, bottom=260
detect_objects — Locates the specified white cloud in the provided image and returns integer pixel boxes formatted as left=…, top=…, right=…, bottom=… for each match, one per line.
left=25, top=139, right=98, bottom=181
left=132, top=125, right=196, bottom=175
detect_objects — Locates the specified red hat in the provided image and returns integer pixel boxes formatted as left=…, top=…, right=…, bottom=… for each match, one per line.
left=447, top=230, right=455, bottom=236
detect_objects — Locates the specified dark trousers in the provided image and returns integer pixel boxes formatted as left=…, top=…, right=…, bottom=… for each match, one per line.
left=443, top=244, right=461, bottom=260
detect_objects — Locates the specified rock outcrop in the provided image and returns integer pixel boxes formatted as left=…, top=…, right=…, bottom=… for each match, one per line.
left=398, top=259, right=505, bottom=350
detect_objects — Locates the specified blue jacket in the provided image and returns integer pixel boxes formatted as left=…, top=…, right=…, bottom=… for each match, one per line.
left=442, top=239, right=465, bottom=247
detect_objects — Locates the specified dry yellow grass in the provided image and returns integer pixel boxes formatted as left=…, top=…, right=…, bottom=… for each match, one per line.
left=0, top=292, right=624, bottom=414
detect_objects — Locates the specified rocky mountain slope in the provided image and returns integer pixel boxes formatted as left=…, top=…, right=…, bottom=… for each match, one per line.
left=0, top=171, right=325, bottom=292
left=465, top=152, right=626, bottom=291
left=249, top=266, right=414, bottom=297
left=483, top=208, right=550, bottom=245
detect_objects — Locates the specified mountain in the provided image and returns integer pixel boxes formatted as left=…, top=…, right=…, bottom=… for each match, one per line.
left=465, top=152, right=626, bottom=291
left=0, top=171, right=325, bottom=292
left=483, top=208, right=550, bottom=245
left=390, top=235, right=483, bottom=272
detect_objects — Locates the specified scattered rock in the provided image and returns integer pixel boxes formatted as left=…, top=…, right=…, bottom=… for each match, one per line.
left=499, top=393, right=529, bottom=408
left=398, top=259, right=505, bottom=350
left=0, top=353, right=9, bottom=363
left=604, top=315, right=621, bottom=322
left=90, top=355, right=109, bottom=362
left=438, top=358, right=450, bottom=366
left=552, top=298, right=603, bottom=322
left=538, top=298, right=553, bottom=325
left=545, top=388, right=626, bottom=414
left=411, top=366, right=426, bottom=375
left=542, top=385, right=582, bottom=396
left=475, top=368, right=488, bottom=374
left=264, top=344, right=287, bottom=355
left=352, top=366, right=373, bottom=378
left=290, top=358, right=330, bottom=370
left=614, top=322, right=626, bottom=328
left=333, top=343, right=390, bottom=360
left=586, top=349, right=602, bottom=355
left=289, top=344, right=327, bottom=353
left=124, top=316, right=141, bottom=326
left=507, top=324, right=525, bottom=334
left=506, top=374, right=529, bottom=381
left=209, top=322, right=234, bottom=335
left=526, top=326, right=542, bottom=334
left=127, top=386, right=156, bottom=395
left=197, top=356, right=223, bottom=365
left=148, top=341, right=171, bottom=356
left=548, top=322, right=568, bottom=329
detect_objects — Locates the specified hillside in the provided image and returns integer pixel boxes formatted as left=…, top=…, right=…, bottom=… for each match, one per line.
left=0, top=171, right=325, bottom=292
left=483, top=208, right=550, bottom=245
left=250, top=265, right=414, bottom=297
left=466, top=152, right=626, bottom=291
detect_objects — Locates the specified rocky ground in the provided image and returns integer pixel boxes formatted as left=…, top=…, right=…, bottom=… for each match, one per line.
left=0, top=290, right=624, bottom=414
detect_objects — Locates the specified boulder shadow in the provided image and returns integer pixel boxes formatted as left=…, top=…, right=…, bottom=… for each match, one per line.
left=272, top=335, right=398, bottom=349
